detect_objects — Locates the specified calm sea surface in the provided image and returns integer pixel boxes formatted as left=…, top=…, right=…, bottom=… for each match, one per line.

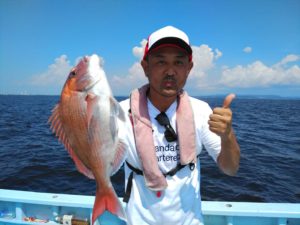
left=0, top=95, right=299, bottom=203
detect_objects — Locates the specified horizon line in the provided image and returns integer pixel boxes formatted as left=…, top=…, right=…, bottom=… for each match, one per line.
left=1, top=93, right=300, bottom=100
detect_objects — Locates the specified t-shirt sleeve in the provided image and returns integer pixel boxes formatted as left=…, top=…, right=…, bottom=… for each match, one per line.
left=193, top=99, right=221, bottom=162
left=118, top=98, right=141, bottom=166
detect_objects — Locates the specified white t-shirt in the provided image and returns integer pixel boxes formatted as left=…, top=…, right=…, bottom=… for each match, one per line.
left=118, top=96, right=221, bottom=225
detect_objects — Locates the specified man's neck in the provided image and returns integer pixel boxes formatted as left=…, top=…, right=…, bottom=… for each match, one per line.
left=147, top=90, right=178, bottom=112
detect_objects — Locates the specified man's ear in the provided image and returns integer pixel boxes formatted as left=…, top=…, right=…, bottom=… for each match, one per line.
left=187, top=61, right=193, bottom=76
left=141, top=59, right=149, bottom=78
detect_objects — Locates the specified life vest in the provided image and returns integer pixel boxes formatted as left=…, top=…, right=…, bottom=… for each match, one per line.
left=123, top=84, right=197, bottom=202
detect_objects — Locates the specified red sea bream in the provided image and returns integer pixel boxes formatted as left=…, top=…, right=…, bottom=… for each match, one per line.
left=49, top=54, right=127, bottom=224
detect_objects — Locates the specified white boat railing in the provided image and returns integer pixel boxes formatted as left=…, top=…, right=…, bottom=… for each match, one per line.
left=0, top=189, right=299, bottom=225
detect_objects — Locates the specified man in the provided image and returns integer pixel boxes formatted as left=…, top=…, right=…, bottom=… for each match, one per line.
left=119, top=25, right=240, bottom=225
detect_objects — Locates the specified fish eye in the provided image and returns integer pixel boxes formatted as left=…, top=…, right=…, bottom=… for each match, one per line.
left=69, top=70, right=76, bottom=77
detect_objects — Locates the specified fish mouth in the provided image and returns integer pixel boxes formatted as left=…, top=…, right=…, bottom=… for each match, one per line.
left=71, top=55, right=103, bottom=92
left=82, top=76, right=101, bottom=92
left=80, top=55, right=102, bottom=92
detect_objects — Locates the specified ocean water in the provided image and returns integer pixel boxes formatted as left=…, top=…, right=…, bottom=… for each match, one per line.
left=0, top=95, right=299, bottom=203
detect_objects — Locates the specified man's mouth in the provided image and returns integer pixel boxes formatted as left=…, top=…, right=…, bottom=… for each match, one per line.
left=163, top=77, right=176, bottom=88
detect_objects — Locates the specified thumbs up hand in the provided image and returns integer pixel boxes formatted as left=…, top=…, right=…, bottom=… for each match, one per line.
left=208, top=94, right=236, bottom=139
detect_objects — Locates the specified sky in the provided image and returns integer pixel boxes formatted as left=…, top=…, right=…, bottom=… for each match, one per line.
left=1, top=0, right=300, bottom=97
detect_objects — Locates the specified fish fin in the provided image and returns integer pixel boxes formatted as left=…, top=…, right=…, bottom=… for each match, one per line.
left=86, top=93, right=98, bottom=128
left=110, top=97, right=126, bottom=122
left=48, top=104, right=69, bottom=147
left=92, top=186, right=126, bottom=224
left=85, top=94, right=105, bottom=141
left=67, top=143, right=95, bottom=179
left=49, top=103, right=94, bottom=179
left=111, top=140, right=127, bottom=175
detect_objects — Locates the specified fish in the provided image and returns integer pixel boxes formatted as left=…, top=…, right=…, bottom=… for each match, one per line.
left=48, top=54, right=127, bottom=224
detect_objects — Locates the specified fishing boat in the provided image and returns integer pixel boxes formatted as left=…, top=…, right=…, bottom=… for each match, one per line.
left=0, top=189, right=299, bottom=225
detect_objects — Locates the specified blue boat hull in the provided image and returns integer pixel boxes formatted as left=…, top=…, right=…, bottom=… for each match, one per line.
left=0, top=189, right=299, bottom=225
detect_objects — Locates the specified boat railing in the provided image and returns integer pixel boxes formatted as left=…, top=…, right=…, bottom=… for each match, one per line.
left=0, top=189, right=299, bottom=225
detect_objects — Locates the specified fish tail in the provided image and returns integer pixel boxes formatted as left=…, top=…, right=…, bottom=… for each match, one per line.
left=92, top=187, right=126, bottom=224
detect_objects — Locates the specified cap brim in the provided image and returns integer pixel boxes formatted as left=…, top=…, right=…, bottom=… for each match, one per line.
left=148, top=37, right=192, bottom=56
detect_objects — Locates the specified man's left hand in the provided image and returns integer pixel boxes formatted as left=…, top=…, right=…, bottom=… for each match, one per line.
left=208, top=94, right=235, bottom=139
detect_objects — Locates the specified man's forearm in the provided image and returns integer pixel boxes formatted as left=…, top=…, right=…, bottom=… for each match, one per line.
left=217, top=130, right=240, bottom=176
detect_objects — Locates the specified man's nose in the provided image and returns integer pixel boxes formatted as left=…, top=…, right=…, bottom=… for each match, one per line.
left=165, top=65, right=176, bottom=76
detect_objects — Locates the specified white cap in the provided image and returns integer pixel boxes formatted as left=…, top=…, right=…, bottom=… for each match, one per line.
left=143, top=26, right=192, bottom=60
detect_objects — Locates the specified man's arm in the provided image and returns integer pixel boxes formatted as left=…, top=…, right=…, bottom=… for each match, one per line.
left=208, top=94, right=240, bottom=176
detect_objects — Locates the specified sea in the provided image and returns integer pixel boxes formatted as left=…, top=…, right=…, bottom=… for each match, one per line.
left=0, top=95, right=299, bottom=203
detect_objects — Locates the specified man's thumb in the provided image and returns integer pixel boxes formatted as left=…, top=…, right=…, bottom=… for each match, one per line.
left=223, top=93, right=236, bottom=108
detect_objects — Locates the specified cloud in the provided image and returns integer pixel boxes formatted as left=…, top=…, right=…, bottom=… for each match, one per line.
left=112, top=42, right=299, bottom=95
left=220, top=55, right=300, bottom=87
left=132, top=39, right=147, bottom=60
left=30, top=55, right=72, bottom=86
left=274, top=54, right=299, bottom=67
left=243, top=46, right=252, bottom=53
left=110, top=61, right=148, bottom=94
left=31, top=50, right=300, bottom=96
left=215, top=48, right=223, bottom=59
left=187, top=45, right=222, bottom=90
left=29, top=54, right=108, bottom=95
left=191, top=45, right=215, bottom=74
left=110, top=40, right=148, bottom=94
left=110, top=42, right=223, bottom=94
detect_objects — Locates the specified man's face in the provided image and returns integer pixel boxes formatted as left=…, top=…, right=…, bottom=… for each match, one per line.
left=141, top=46, right=193, bottom=98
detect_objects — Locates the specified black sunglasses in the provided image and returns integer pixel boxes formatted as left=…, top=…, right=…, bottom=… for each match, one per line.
left=155, top=112, right=178, bottom=142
